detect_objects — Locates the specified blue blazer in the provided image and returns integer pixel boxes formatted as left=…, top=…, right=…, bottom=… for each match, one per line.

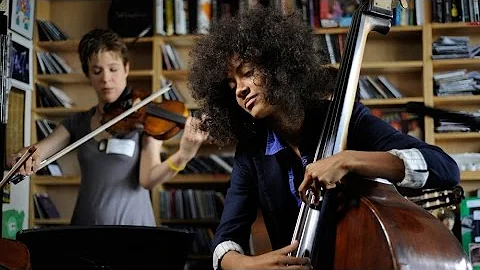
left=212, top=102, right=460, bottom=253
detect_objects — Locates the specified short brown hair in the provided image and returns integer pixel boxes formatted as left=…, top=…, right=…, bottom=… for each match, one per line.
left=78, top=28, right=129, bottom=77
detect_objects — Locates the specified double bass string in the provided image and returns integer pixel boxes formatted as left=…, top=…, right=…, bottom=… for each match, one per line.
left=315, top=1, right=366, bottom=162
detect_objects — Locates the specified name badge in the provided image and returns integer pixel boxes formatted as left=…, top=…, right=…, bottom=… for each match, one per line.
left=105, top=138, right=136, bottom=157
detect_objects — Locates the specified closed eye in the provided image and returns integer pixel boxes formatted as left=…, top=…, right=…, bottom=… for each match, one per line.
left=244, top=70, right=254, bottom=77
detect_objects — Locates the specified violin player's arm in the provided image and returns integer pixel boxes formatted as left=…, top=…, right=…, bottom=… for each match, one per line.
left=139, top=135, right=195, bottom=189
left=8, top=125, right=71, bottom=174
left=139, top=117, right=207, bottom=189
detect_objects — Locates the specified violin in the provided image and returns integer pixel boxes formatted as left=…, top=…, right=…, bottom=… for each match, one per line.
left=2, top=84, right=173, bottom=186
left=101, top=87, right=189, bottom=140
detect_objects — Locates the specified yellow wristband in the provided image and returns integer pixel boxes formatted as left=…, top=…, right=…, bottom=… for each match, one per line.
left=167, top=157, right=185, bottom=172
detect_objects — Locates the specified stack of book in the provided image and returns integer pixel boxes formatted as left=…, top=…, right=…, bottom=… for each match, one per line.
left=433, top=69, right=480, bottom=96
left=435, top=110, right=480, bottom=133
left=432, top=36, right=473, bottom=60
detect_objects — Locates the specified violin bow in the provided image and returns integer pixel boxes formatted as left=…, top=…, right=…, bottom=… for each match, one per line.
left=8, top=84, right=172, bottom=185
left=1, top=145, right=37, bottom=189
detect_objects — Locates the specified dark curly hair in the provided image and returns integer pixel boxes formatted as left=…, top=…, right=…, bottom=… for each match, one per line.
left=188, top=6, right=334, bottom=147
left=78, top=28, right=129, bottom=77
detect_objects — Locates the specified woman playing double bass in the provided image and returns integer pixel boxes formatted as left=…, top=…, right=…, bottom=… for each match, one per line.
left=187, top=6, right=460, bottom=270
left=7, top=28, right=209, bottom=226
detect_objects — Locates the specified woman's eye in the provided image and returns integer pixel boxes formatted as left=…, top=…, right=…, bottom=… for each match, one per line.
left=111, top=69, right=118, bottom=72
left=93, top=70, right=101, bottom=75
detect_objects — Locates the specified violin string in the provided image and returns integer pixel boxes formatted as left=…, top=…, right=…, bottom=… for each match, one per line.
left=146, top=104, right=186, bottom=124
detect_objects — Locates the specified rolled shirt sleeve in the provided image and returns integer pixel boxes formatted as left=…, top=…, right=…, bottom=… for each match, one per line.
left=213, top=240, right=244, bottom=270
left=388, top=148, right=429, bottom=189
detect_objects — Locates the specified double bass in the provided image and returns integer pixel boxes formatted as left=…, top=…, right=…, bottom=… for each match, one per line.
left=289, top=1, right=471, bottom=269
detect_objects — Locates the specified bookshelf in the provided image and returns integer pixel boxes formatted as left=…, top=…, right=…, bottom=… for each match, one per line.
left=28, top=0, right=480, bottom=267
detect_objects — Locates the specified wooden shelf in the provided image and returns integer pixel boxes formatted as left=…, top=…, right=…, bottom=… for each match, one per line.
left=32, top=175, right=80, bottom=185
left=331, top=61, right=423, bottom=72
left=33, top=218, right=70, bottom=225
left=361, top=97, right=423, bottom=106
left=37, top=37, right=153, bottom=52
left=165, top=174, right=230, bottom=184
left=432, top=22, right=480, bottom=30
left=161, top=70, right=189, bottom=80
left=160, top=219, right=220, bottom=225
left=33, top=107, right=90, bottom=116
left=434, top=132, right=480, bottom=140
left=36, top=70, right=153, bottom=83
left=314, top=25, right=422, bottom=35
left=432, top=58, right=480, bottom=69
left=461, top=171, right=480, bottom=181
left=157, top=35, right=202, bottom=47
left=433, top=95, right=480, bottom=106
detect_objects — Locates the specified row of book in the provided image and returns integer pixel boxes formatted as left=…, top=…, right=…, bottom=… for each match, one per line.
left=449, top=153, right=480, bottom=171
left=319, top=0, right=422, bottom=28
left=161, top=43, right=185, bottom=70
left=36, top=83, right=74, bottom=108
left=433, top=68, right=480, bottom=96
left=180, top=155, right=234, bottom=175
left=36, top=51, right=73, bottom=74
left=35, top=118, right=64, bottom=177
left=37, top=19, right=69, bottom=42
left=155, top=0, right=421, bottom=37
left=358, top=75, right=403, bottom=100
left=159, top=189, right=225, bottom=220
left=370, top=108, right=424, bottom=140
left=32, top=193, right=61, bottom=219
left=432, top=0, right=480, bottom=23
left=318, top=33, right=344, bottom=65
left=160, top=78, right=185, bottom=102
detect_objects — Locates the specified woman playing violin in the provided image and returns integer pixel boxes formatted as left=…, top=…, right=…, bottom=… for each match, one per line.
left=187, top=6, right=460, bottom=270
left=8, top=28, right=208, bottom=226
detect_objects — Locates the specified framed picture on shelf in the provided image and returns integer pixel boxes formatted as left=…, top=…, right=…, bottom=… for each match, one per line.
left=9, top=30, right=32, bottom=91
left=9, top=0, right=34, bottom=40
left=0, top=0, right=8, bottom=14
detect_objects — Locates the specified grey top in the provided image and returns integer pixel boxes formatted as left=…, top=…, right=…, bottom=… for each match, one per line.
left=62, top=107, right=156, bottom=226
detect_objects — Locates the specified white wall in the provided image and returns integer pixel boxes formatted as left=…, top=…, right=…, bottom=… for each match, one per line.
left=2, top=90, right=31, bottom=239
